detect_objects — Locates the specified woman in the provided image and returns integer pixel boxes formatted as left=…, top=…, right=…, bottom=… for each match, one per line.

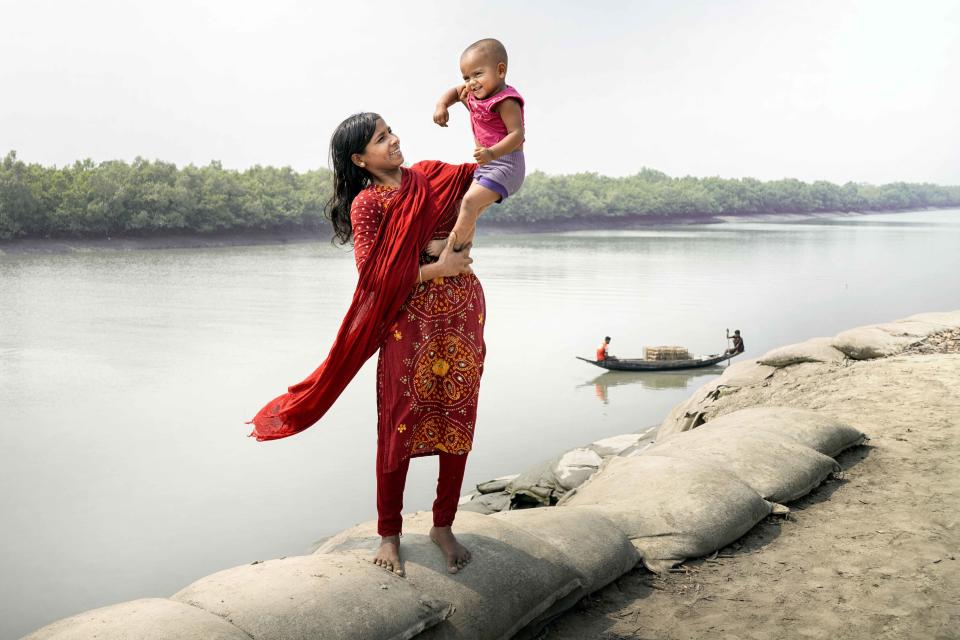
left=247, top=113, right=483, bottom=576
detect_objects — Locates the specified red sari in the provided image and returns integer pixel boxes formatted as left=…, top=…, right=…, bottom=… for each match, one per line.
left=248, top=160, right=484, bottom=473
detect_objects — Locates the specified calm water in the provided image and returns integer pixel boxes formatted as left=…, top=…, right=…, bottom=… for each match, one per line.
left=2, top=209, right=959, bottom=638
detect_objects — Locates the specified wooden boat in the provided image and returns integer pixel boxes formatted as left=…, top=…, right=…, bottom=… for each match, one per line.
left=576, top=352, right=736, bottom=371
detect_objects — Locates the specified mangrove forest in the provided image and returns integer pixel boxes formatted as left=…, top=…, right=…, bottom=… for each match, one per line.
left=2, top=151, right=958, bottom=241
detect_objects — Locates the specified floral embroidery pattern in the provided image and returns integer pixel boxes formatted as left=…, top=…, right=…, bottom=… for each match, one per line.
left=407, top=274, right=471, bottom=319
left=412, top=332, right=481, bottom=407
left=408, top=414, right=472, bottom=455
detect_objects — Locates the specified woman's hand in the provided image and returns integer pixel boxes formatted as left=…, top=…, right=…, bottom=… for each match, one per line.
left=434, top=231, right=473, bottom=277
left=433, top=104, right=450, bottom=127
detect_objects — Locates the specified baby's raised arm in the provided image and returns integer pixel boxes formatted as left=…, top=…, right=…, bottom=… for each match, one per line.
left=433, top=84, right=468, bottom=127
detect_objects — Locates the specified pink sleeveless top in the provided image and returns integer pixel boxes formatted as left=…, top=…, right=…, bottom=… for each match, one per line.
left=466, top=85, right=525, bottom=148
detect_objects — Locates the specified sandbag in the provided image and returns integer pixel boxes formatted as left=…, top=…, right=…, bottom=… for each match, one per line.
left=904, top=310, right=960, bottom=328
left=657, top=396, right=708, bottom=440
left=589, top=433, right=647, bottom=457
left=553, top=448, right=603, bottom=491
left=172, top=554, right=452, bottom=640
left=507, top=458, right=562, bottom=506
left=22, top=598, right=252, bottom=640
left=876, top=320, right=951, bottom=338
left=560, top=456, right=775, bottom=573
left=643, top=428, right=839, bottom=504
left=475, top=475, right=518, bottom=494
left=700, top=406, right=868, bottom=458
left=491, top=506, right=638, bottom=593
left=832, top=325, right=915, bottom=359
left=506, top=448, right=603, bottom=505
left=716, top=359, right=777, bottom=387
left=758, top=337, right=847, bottom=368
left=491, top=506, right=640, bottom=639
left=656, top=360, right=777, bottom=441
left=316, top=511, right=582, bottom=640
left=459, top=490, right=511, bottom=514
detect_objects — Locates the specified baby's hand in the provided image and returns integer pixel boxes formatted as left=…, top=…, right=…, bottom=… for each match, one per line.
left=474, top=147, right=495, bottom=165
left=433, top=105, right=449, bottom=127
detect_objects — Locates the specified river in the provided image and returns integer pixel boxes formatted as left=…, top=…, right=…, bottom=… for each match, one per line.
left=2, top=209, right=959, bottom=638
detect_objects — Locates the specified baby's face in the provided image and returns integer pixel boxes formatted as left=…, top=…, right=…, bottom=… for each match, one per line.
left=460, top=49, right=506, bottom=100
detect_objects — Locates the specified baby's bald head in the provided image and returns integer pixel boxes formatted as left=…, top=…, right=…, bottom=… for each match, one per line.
left=461, top=38, right=508, bottom=67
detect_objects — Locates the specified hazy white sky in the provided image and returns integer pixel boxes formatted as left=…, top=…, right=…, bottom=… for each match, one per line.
left=2, top=0, right=958, bottom=183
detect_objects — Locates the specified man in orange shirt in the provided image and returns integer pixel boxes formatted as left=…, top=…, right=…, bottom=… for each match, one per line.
left=596, top=336, right=612, bottom=361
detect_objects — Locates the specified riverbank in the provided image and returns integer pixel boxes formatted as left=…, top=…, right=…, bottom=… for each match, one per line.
left=0, top=207, right=950, bottom=255
left=21, top=311, right=959, bottom=639
left=543, top=321, right=960, bottom=640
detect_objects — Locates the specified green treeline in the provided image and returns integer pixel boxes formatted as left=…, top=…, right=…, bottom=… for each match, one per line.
left=2, top=151, right=958, bottom=240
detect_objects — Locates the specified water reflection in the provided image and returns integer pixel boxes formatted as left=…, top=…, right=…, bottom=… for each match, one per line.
left=581, top=366, right=728, bottom=403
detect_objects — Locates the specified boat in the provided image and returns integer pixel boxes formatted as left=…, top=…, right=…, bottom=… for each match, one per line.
left=576, top=352, right=736, bottom=371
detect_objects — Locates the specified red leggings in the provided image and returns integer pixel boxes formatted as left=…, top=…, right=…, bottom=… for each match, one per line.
left=376, top=452, right=468, bottom=537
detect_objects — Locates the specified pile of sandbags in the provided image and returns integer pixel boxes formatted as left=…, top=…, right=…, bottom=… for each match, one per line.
left=643, top=345, right=691, bottom=361
left=659, top=310, right=960, bottom=439
left=315, top=510, right=637, bottom=640
left=24, top=555, right=455, bottom=640
left=460, top=433, right=652, bottom=513
left=561, top=406, right=866, bottom=573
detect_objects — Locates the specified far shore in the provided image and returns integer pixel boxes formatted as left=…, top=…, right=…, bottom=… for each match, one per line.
left=0, top=206, right=951, bottom=256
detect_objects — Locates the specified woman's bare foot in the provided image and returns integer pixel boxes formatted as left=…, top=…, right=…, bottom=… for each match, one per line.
left=430, top=526, right=471, bottom=574
left=373, top=535, right=404, bottom=576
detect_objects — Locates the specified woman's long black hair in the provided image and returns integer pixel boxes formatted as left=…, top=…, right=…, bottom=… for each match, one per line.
left=326, top=112, right=380, bottom=245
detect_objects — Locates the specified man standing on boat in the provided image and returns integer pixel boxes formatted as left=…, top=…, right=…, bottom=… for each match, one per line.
left=725, top=329, right=745, bottom=356
left=596, top=336, right=613, bottom=362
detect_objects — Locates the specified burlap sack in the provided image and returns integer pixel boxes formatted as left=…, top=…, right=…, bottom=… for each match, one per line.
left=560, top=456, right=775, bottom=573
left=316, top=511, right=582, bottom=640
left=171, top=554, right=452, bottom=640
left=656, top=359, right=778, bottom=440
left=700, top=406, right=868, bottom=457
left=758, top=337, right=847, bottom=367
left=644, top=429, right=839, bottom=503
left=832, top=325, right=915, bottom=360
left=22, top=598, right=251, bottom=640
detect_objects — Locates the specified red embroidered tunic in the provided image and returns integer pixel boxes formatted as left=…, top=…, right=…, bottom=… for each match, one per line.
left=351, top=180, right=486, bottom=473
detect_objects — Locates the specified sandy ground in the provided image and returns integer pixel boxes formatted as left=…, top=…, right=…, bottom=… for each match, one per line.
left=540, top=349, right=960, bottom=640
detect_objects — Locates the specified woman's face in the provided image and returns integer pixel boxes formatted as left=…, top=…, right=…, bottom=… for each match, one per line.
left=353, top=118, right=403, bottom=173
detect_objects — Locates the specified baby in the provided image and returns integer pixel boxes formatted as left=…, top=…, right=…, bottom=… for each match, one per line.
left=433, top=38, right=525, bottom=250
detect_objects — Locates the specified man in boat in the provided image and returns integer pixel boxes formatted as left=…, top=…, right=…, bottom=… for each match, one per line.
left=725, top=329, right=745, bottom=356
left=596, top=336, right=614, bottom=362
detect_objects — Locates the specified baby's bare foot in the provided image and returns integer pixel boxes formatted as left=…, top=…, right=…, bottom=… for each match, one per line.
left=373, top=535, right=404, bottom=576
left=430, top=526, right=471, bottom=574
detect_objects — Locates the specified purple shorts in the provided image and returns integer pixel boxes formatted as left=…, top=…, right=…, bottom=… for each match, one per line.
left=474, top=150, right=525, bottom=202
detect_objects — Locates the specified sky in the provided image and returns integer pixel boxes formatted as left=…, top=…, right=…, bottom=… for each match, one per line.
left=2, top=0, right=959, bottom=184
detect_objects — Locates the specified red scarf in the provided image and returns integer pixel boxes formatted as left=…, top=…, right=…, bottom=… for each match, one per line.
left=247, top=160, right=476, bottom=441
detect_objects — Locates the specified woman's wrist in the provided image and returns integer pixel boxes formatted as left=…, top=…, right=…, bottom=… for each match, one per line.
left=420, top=262, right=445, bottom=280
